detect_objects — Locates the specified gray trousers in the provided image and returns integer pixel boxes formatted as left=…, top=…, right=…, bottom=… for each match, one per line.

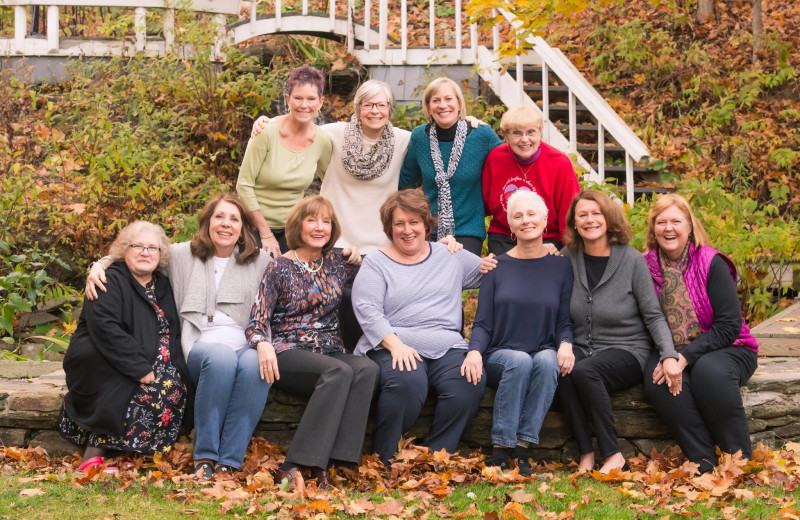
left=275, top=348, right=379, bottom=468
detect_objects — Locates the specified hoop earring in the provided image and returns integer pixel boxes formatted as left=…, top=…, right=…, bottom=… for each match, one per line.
left=237, top=235, right=245, bottom=246
left=510, top=232, right=516, bottom=241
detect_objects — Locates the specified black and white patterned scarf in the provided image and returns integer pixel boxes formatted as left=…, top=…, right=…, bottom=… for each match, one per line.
left=341, top=115, right=395, bottom=180
left=429, top=119, right=468, bottom=238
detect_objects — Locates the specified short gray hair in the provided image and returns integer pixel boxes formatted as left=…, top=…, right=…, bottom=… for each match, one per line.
left=353, top=79, right=395, bottom=118
left=108, top=221, right=171, bottom=270
left=506, top=190, right=549, bottom=223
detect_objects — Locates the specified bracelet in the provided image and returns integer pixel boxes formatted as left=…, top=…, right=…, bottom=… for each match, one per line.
left=90, top=260, right=107, bottom=271
left=261, top=233, right=275, bottom=240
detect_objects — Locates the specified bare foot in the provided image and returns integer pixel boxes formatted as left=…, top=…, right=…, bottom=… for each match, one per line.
left=578, top=452, right=595, bottom=472
left=599, top=452, right=627, bottom=474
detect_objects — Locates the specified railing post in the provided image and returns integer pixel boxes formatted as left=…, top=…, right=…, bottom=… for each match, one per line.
left=276, top=0, right=282, bottom=30
left=347, top=0, right=355, bottom=54
left=470, top=23, right=477, bottom=62
left=428, top=0, right=434, bottom=49
left=134, top=7, right=146, bottom=53
left=625, top=153, right=634, bottom=205
left=455, top=0, right=461, bottom=61
left=516, top=46, right=523, bottom=105
left=329, top=0, right=335, bottom=31
left=541, top=63, right=550, bottom=140
left=250, top=0, right=257, bottom=34
left=379, top=0, right=387, bottom=62
left=163, top=8, right=175, bottom=53
left=212, top=13, right=225, bottom=61
left=14, top=6, right=26, bottom=54
left=568, top=90, right=577, bottom=154
left=363, top=0, right=371, bottom=50
left=302, top=0, right=308, bottom=15
left=46, top=5, right=59, bottom=53
left=401, top=0, right=407, bottom=63
left=597, top=122, right=605, bottom=182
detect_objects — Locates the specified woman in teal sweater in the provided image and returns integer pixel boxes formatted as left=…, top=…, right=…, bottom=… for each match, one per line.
left=400, top=78, right=501, bottom=255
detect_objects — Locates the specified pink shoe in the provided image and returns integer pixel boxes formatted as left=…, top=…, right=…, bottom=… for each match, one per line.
left=77, top=456, right=104, bottom=473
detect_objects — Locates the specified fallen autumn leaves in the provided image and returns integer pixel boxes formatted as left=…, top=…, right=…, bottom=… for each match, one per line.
left=3, top=439, right=800, bottom=519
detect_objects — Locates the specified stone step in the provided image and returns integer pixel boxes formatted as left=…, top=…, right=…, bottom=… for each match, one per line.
left=2, top=357, right=795, bottom=460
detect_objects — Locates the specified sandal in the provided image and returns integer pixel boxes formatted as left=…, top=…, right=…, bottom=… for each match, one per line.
left=193, top=461, right=215, bottom=480
left=77, top=456, right=103, bottom=473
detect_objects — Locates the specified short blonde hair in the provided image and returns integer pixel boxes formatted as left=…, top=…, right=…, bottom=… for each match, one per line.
left=109, top=221, right=171, bottom=270
left=421, top=77, right=467, bottom=122
left=285, top=196, right=341, bottom=253
left=645, top=193, right=709, bottom=250
left=500, top=105, right=543, bottom=135
left=353, top=79, right=395, bottom=118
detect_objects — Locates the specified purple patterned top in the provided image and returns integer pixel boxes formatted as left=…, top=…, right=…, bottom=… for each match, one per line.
left=246, top=252, right=358, bottom=355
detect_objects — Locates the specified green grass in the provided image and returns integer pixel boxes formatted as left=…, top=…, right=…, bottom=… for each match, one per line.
left=3, top=466, right=799, bottom=519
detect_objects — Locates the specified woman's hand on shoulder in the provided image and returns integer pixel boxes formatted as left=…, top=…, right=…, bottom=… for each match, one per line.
left=251, top=115, right=271, bottom=139
left=85, top=259, right=110, bottom=301
left=438, top=235, right=463, bottom=254
left=257, top=341, right=280, bottom=383
left=557, top=342, right=575, bottom=376
left=544, top=243, right=562, bottom=256
left=139, top=371, right=155, bottom=384
left=479, top=253, right=497, bottom=274
left=342, top=247, right=361, bottom=265
left=460, top=350, right=483, bottom=385
left=464, top=115, right=487, bottom=128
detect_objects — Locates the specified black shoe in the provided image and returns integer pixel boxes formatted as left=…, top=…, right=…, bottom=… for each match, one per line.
left=215, top=464, right=236, bottom=476
left=487, top=447, right=511, bottom=471
left=193, top=461, right=214, bottom=480
left=511, top=446, right=533, bottom=478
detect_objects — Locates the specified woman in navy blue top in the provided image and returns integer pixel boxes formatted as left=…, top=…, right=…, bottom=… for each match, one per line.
left=464, top=190, right=574, bottom=476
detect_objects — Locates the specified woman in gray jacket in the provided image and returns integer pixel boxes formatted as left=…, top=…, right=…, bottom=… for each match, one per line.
left=86, top=194, right=271, bottom=478
left=557, top=190, right=682, bottom=473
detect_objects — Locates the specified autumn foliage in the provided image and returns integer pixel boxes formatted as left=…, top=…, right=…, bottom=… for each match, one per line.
left=4, top=438, right=800, bottom=518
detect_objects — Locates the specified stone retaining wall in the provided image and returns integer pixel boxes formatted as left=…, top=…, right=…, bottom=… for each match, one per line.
left=2, top=358, right=799, bottom=460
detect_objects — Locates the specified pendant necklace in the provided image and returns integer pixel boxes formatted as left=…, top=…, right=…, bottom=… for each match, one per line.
left=293, top=250, right=324, bottom=273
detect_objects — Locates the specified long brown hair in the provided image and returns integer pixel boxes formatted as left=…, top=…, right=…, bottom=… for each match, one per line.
left=563, top=190, right=632, bottom=250
left=190, top=193, right=260, bottom=264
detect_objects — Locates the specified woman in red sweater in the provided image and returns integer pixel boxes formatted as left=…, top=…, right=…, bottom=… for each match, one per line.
left=482, top=105, right=580, bottom=255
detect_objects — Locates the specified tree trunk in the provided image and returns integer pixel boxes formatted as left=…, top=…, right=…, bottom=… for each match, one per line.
left=695, top=0, right=715, bottom=23
left=752, top=0, right=763, bottom=57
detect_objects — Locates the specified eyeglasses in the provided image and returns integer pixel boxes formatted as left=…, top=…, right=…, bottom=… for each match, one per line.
left=360, top=101, right=390, bottom=111
left=507, top=128, right=541, bottom=140
left=129, top=244, right=161, bottom=254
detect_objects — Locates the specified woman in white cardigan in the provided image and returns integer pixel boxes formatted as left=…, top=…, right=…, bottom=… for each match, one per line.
left=86, top=194, right=271, bottom=478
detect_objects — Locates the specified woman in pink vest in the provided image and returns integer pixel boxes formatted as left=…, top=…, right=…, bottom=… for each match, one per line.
left=642, top=194, right=759, bottom=474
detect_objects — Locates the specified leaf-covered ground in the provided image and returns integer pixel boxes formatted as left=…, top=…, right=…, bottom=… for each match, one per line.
left=3, top=439, right=800, bottom=519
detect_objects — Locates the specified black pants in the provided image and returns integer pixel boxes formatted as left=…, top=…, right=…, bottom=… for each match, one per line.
left=368, top=348, right=486, bottom=464
left=556, top=347, right=642, bottom=458
left=275, top=349, right=379, bottom=468
left=643, top=347, right=757, bottom=473
left=488, top=232, right=562, bottom=256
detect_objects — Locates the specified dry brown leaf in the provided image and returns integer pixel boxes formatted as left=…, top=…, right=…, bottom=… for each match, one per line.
left=19, top=488, right=45, bottom=497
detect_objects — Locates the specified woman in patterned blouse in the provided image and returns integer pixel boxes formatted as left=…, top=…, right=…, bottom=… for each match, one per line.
left=246, top=196, right=378, bottom=491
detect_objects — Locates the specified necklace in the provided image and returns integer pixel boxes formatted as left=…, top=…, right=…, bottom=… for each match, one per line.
left=515, top=161, right=533, bottom=177
left=293, top=250, right=324, bottom=273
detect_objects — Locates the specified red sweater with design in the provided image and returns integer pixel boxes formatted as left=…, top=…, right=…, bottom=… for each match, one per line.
left=482, top=142, right=580, bottom=242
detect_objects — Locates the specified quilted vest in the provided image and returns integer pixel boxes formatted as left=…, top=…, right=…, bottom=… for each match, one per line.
left=644, top=243, right=759, bottom=352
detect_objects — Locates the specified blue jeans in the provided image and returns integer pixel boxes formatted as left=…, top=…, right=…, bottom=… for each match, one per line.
left=187, top=343, right=270, bottom=468
left=485, top=348, right=558, bottom=447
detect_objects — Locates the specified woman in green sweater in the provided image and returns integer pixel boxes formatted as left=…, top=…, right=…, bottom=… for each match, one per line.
left=399, top=77, right=502, bottom=255
left=236, top=65, right=333, bottom=257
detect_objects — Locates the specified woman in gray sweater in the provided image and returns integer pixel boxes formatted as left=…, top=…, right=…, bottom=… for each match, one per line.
left=557, top=190, right=681, bottom=473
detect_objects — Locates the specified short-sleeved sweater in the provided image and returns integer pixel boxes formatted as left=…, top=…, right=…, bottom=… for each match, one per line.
left=468, top=253, right=574, bottom=358
left=352, top=243, right=482, bottom=359
left=399, top=124, right=501, bottom=239
left=319, top=122, right=411, bottom=253
left=236, top=121, right=332, bottom=229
